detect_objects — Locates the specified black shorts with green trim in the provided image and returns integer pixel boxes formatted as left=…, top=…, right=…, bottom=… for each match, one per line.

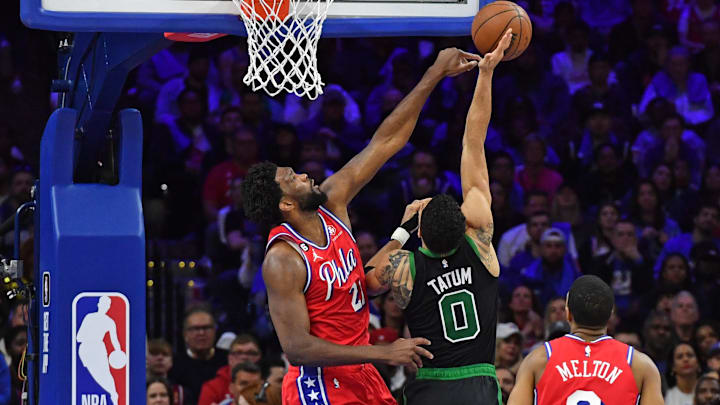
left=403, top=363, right=501, bottom=405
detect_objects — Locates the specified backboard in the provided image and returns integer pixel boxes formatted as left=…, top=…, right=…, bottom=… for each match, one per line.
left=21, top=0, right=491, bottom=37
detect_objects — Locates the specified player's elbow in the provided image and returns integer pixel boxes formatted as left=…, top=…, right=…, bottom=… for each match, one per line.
left=282, top=338, right=311, bottom=366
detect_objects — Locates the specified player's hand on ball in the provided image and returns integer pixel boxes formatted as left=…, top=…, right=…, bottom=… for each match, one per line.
left=478, top=29, right=513, bottom=72
left=382, top=337, right=433, bottom=373
left=432, top=48, right=482, bottom=77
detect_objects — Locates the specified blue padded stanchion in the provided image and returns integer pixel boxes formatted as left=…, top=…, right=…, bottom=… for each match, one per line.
left=34, top=108, right=145, bottom=405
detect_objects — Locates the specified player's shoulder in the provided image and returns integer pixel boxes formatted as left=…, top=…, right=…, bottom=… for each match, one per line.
left=525, top=343, right=550, bottom=369
left=629, top=347, right=659, bottom=375
left=263, top=241, right=308, bottom=285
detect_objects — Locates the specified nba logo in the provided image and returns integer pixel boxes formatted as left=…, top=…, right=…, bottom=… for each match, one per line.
left=72, top=293, right=130, bottom=405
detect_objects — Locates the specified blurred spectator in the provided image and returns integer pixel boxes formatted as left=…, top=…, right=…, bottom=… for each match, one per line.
left=642, top=114, right=704, bottom=186
left=169, top=305, right=228, bottom=404
left=507, top=211, right=552, bottom=278
left=155, top=48, right=221, bottom=124
left=571, top=100, right=624, bottom=171
left=203, top=128, right=260, bottom=221
left=655, top=203, right=720, bottom=275
left=690, top=241, right=720, bottom=321
left=551, top=183, right=591, bottom=250
left=695, top=20, right=720, bottom=97
left=696, top=322, right=720, bottom=361
left=496, top=367, right=515, bottom=405
left=386, top=149, right=461, bottom=229
left=147, top=339, right=185, bottom=405
left=709, top=344, right=720, bottom=372
left=495, top=323, right=524, bottom=374
left=219, top=362, right=262, bottom=405
left=579, top=201, right=620, bottom=269
left=490, top=181, right=524, bottom=247
left=694, top=374, right=720, bottom=405
left=0, top=166, right=33, bottom=257
left=378, top=293, right=405, bottom=337
left=283, top=83, right=361, bottom=126
left=515, top=135, right=563, bottom=198
left=700, top=164, right=720, bottom=205
left=628, top=180, right=681, bottom=263
left=5, top=325, right=25, bottom=405
left=364, top=48, right=419, bottom=130
left=493, top=43, right=571, bottom=132
left=504, top=285, right=543, bottom=350
left=355, top=231, right=378, bottom=265
left=199, top=334, right=262, bottom=405
left=665, top=342, right=702, bottom=405
left=551, top=21, right=594, bottom=94
left=572, top=55, right=632, bottom=130
left=498, top=191, right=580, bottom=268
left=590, top=219, right=653, bottom=315
left=542, top=297, right=567, bottom=339
left=520, top=227, right=580, bottom=307
left=266, top=124, right=300, bottom=169
left=578, top=143, right=636, bottom=207
left=236, top=380, right=282, bottom=405
left=642, top=310, right=674, bottom=374
left=608, top=0, right=660, bottom=63
left=489, top=151, right=525, bottom=214
left=652, top=163, right=676, bottom=204
left=614, top=330, right=643, bottom=350
left=667, top=159, right=702, bottom=231
left=202, top=107, right=245, bottom=173
left=147, top=376, right=174, bottom=405
left=639, top=46, right=714, bottom=126
left=617, top=23, right=672, bottom=103
left=678, top=0, right=720, bottom=53
left=671, top=291, right=701, bottom=343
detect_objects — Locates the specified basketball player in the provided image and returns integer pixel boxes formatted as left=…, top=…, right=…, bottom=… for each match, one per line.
left=363, top=29, right=514, bottom=405
left=507, top=275, right=663, bottom=405
left=241, top=48, right=482, bottom=405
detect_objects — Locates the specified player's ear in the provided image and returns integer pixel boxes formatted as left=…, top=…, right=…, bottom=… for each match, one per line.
left=279, top=196, right=294, bottom=213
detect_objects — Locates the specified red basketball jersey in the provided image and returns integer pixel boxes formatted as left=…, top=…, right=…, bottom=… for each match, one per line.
left=266, top=206, right=369, bottom=348
left=536, top=334, right=639, bottom=405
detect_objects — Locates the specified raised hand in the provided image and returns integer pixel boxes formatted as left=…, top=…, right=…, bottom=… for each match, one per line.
left=381, top=337, right=434, bottom=373
left=401, top=198, right=432, bottom=227
left=478, top=28, right=513, bottom=72
left=432, top=48, right=483, bottom=77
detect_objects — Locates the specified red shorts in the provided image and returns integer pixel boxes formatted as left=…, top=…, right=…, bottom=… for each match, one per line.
left=282, top=363, right=396, bottom=405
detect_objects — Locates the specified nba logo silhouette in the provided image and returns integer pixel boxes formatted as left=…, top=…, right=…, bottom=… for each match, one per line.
left=72, top=293, right=130, bottom=405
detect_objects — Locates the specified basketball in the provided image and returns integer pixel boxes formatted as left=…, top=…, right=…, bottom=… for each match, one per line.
left=471, top=1, right=532, bottom=61
left=109, top=350, right=127, bottom=369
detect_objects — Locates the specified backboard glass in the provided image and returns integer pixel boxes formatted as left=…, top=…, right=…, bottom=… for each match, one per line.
left=22, top=0, right=490, bottom=37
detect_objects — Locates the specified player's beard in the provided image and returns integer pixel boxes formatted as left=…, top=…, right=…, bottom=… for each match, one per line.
left=299, top=188, right=328, bottom=211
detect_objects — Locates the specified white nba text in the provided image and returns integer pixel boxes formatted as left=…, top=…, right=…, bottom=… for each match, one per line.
left=555, top=360, right=623, bottom=384
left=318, top=248, right=358, bottom=301
left=81, top=394, right=109, bottom=405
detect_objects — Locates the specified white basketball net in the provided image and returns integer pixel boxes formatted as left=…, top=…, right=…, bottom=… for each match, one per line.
left=232, top=0, right=332, bottom=99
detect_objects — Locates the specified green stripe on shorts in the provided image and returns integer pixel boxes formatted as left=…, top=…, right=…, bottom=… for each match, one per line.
left=415, top=363, right=496, bottom=380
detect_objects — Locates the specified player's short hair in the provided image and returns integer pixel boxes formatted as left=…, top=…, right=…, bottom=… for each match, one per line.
left=242, top=162, right=284, bottom=227
left=231, top=362, right=262, bottom=382
left=567, top=275, right=614, bottom=329
left=420, top=194, right=466, bottom=255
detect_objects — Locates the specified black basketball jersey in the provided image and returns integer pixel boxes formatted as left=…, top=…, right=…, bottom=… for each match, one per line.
left=405, top=234, right=498, bottom=368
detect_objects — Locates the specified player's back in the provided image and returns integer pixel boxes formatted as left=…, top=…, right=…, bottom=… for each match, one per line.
left=405, top=235, right=498, bottom=368
left=536, top=335, right=639, bottom=405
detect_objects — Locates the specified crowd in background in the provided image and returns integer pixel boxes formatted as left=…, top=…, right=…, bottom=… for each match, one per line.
left=3, top=0, right=720, bottom=404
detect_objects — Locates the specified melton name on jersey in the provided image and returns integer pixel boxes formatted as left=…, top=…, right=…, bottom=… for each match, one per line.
left=536, top=334, right=640, bottom=405
left=404, top=235, right=499, bottom=368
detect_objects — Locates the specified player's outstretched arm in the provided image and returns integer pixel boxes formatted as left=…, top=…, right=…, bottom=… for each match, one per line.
left=460, top=29, right=512, bottom=201
left=264, top=242, right=433, bottom=371
left=319, top=49, right=481, bottom=223
left=632, top=350, right=664, bottom=405
left=507, top=345, right=546, bottom=405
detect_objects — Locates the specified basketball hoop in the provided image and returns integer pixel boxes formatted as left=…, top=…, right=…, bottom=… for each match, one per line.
left=232, top=0, right=332, bottom=99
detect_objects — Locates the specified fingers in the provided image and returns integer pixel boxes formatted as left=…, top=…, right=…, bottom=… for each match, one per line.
left=414, top=345, right=434, bottom=360
left=492, top=28, right=513, bottom=56
left=411, top=337, right=431, bottom=346
left=458, top=49, right=482, bottom=61
left=412, top=353, right=423, bottom=369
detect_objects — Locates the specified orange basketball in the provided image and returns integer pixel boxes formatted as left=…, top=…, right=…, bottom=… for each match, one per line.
left=471, top=1, right=532, bottom=61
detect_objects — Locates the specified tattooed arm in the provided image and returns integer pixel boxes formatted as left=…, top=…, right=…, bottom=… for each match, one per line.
left=366, top=249, right=415, bottom=308
left=461, top=188, right=500, bottom=277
